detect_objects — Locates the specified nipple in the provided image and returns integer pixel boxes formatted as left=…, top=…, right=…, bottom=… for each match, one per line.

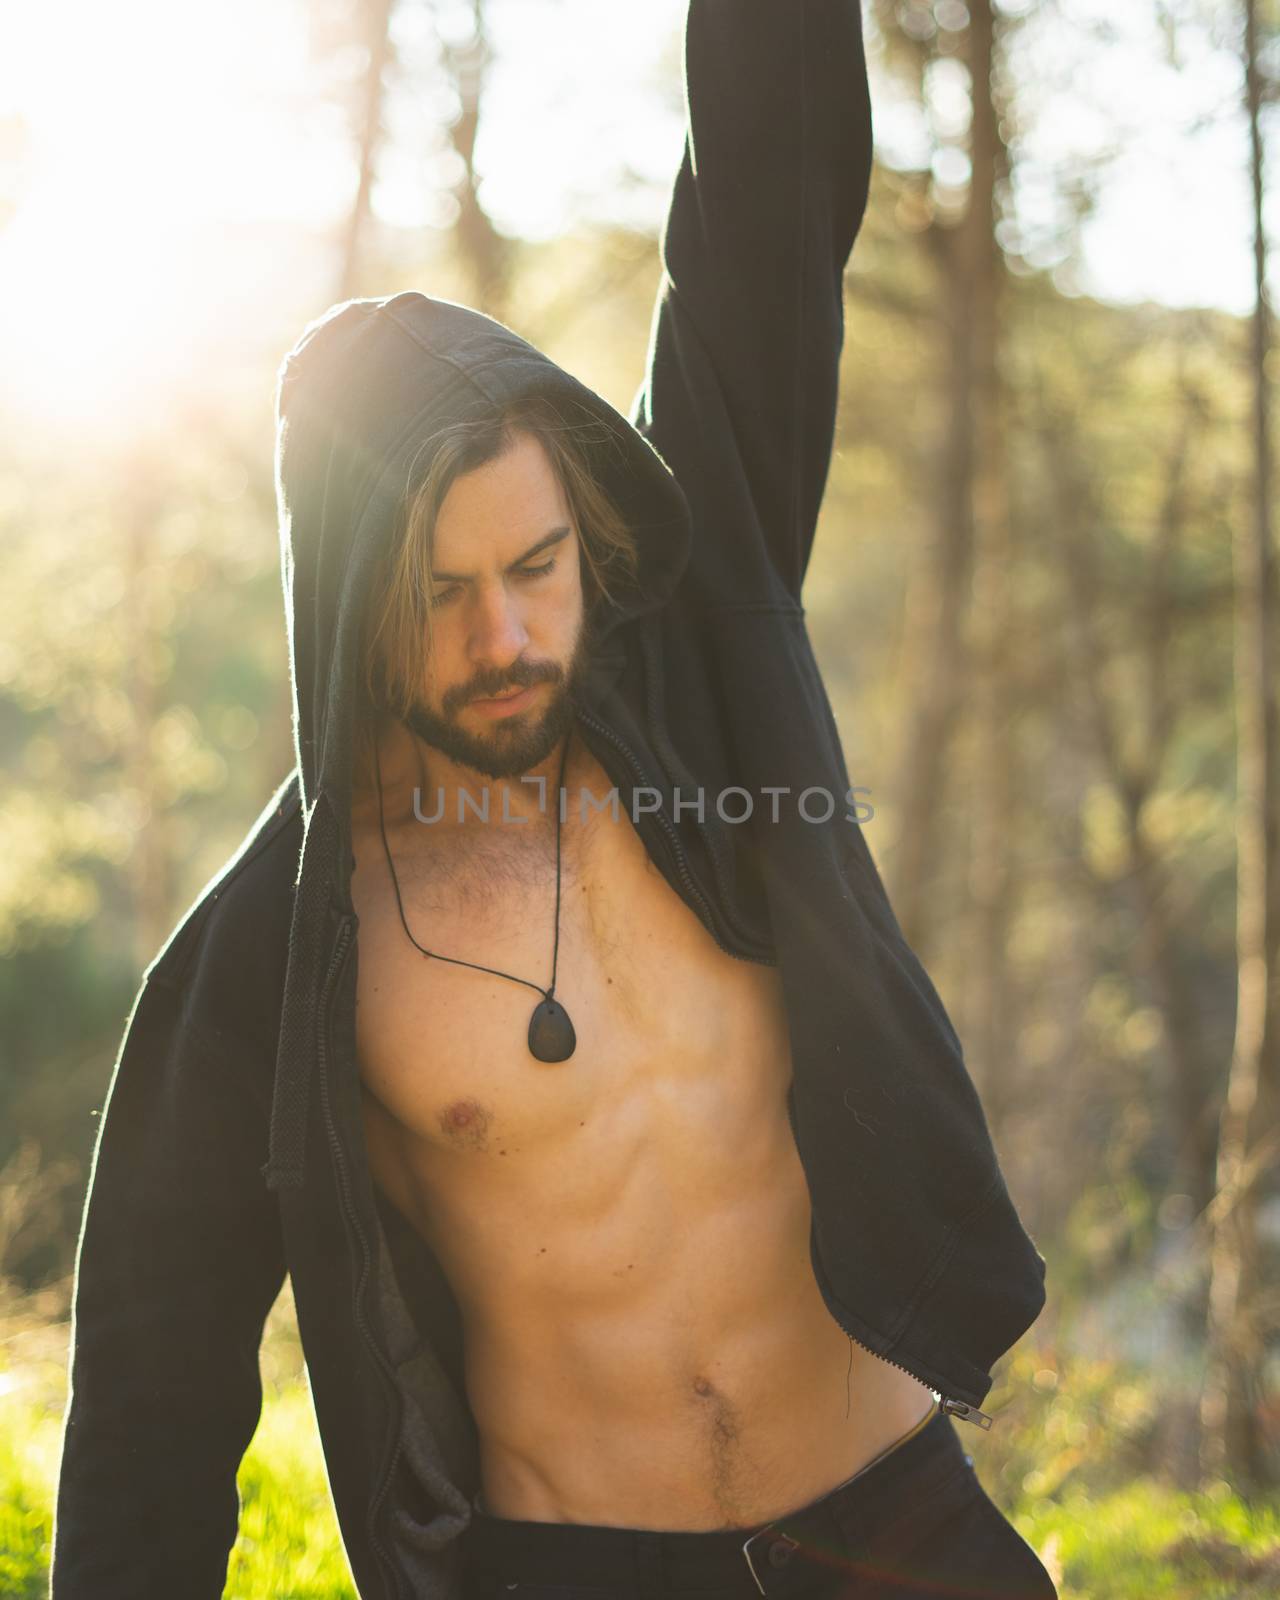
left=438, top=1098, right=491, bottom=1151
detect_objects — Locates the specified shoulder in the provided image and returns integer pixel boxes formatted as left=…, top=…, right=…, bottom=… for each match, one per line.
left=149, top=770, right=304, bottom=1072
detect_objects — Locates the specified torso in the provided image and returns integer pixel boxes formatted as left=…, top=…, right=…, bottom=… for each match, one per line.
left=349, top=726, right=933, bottom=1530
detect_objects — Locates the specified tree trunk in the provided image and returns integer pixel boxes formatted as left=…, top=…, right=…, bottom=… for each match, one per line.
left=880, top=13, right=977, bottom=962
left=441, top=0, right=512, bottom=319
left=337, top=0, right=395, bottom=304
left=959, top=0, right=1019, bottom=1128
left=891, top=212, right=974, bottom=959
left=1049, top=390, right=1220, bottom=1219
left=1200, top=0, right=1280, bottom=1491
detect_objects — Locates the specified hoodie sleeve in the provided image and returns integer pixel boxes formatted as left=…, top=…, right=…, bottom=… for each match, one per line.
left=51, top=965, right=286, bottom=1598
left=630, top=0, right=873, bottom=604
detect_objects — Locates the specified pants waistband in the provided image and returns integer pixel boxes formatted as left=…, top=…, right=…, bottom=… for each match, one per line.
left=462, top=1399, right=969, bottom=1594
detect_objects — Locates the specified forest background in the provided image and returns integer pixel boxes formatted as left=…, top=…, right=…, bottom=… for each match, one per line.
left=2, top=1, right=1279, bottom=1595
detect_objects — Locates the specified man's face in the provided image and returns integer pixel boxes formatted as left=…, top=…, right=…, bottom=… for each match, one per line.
left=399, top=428, right=589, bottom=779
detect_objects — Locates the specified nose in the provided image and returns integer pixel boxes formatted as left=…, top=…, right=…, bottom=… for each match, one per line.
left=467, top=582, right=529, bottom=672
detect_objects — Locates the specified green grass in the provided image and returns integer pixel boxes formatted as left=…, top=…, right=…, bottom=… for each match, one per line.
left=1, top=1292, right=1277, bottom=1599
left=0, top=1361, right=354, bottom=1600
left=224, top=1386, right=356, bottom=1600
left=1021, top=1480, right=1280, bottom=1598
left=0, top=1436, right=51, bottom=1600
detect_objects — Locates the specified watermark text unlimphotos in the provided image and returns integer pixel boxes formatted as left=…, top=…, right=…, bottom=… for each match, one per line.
left=411, top=783, right=875, bottom=826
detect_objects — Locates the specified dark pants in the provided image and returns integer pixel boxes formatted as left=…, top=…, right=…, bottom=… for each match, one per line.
left=459, top=1403, right=1058, bottom=1600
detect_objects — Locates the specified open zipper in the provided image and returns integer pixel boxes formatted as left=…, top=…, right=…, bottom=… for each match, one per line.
left=316, top=914, right=411, bottom=1600
left=824, top=1286, right=994, bottom=1429
left=574, top=706, right=996, bottom=1432
left=808, top=1218, right=994, bottom=1430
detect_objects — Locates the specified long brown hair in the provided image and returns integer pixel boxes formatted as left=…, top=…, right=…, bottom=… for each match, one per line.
left=353, top=393, right=639, bottom=796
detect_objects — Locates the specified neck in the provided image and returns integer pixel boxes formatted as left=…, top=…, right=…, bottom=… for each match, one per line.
left=358, top=715, right=573, bottom=834
left=416, top=736, right=571, bottom=830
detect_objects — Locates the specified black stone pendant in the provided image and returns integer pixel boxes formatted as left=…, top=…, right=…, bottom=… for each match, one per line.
left=528, top=996, right=576, bottom=1063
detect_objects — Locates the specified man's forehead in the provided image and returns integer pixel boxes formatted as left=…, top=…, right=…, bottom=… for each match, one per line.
left=429, top=432, right=575, bottom=574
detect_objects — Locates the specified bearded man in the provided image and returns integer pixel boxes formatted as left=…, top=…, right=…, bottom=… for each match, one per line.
left=52, top=4, right=1056, bottom=1598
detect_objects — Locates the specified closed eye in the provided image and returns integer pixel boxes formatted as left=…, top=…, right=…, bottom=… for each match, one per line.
left=429, top=556, right=558, bottom=607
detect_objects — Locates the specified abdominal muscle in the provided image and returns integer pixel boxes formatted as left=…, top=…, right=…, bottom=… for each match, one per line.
left=363, top=1081, right=936, bottom=1532
left=352, top=740, right=935, bottom=1532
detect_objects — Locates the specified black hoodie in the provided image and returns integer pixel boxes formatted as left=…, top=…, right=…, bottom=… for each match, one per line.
left=51, top=3, right=1047, bottom=1596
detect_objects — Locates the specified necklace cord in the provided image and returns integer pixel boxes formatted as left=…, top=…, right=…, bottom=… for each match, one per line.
left=548, top=744, right=564, bottom=1002
left=374, top=725, right=572, bottom=1002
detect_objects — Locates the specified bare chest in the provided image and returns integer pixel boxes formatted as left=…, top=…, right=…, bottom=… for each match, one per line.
left=348, top=791, right=792, bottom=1165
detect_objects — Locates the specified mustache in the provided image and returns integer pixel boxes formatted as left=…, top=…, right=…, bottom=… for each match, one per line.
left=442, top=658, right=564, bottom=715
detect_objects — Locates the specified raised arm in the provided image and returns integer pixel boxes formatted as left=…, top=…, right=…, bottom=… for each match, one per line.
left=630, top=0, right=873, bottom=603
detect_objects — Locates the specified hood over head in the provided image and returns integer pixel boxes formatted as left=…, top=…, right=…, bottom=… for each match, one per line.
left=273, top=289, right=693, bottom=827
left=263, top=290, right=693, bottom=1191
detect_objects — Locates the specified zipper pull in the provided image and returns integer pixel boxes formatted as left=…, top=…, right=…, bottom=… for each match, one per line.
left=939, top=1397, right=994, bottom=1429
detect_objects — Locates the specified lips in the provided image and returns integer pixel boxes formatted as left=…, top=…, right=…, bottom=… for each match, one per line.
left=468, top=683, right=539, bottom=718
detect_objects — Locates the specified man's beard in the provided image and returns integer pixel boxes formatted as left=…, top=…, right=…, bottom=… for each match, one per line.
left=398, top=621, right=590, bottom=781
